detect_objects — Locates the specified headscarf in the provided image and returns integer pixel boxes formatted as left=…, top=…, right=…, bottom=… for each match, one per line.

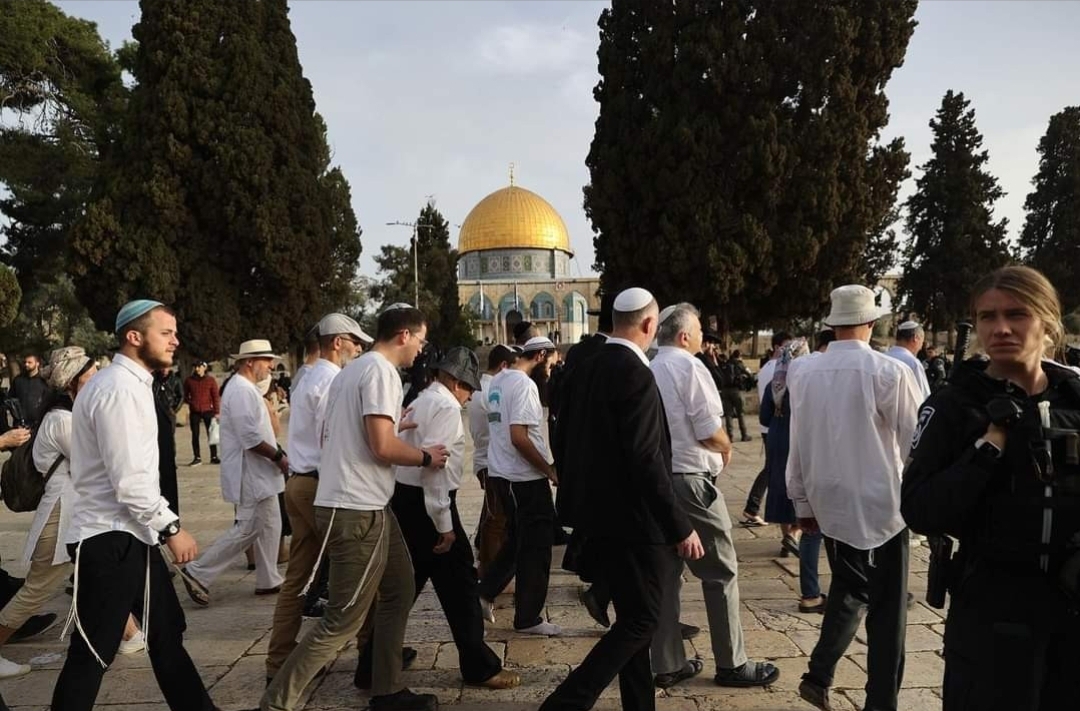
left=770, top=338, right=809, bottom=408
left=43, top=346, right=94, bottom=391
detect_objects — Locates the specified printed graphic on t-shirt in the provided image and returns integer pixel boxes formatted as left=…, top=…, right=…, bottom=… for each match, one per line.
left=487, top=387, right=502, bottom=423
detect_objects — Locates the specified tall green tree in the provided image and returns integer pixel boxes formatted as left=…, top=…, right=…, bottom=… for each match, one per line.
left=0, top=1, right=123, bottom=353
left=586, top=0, right=916, bottom=333
left=1020, top=106, right=1080, bottom=313
left=70, top=0, right=361, bottom=358
left=900, top=90, right=1011, bottom=332
left=373, top=201, right=475, bottom=348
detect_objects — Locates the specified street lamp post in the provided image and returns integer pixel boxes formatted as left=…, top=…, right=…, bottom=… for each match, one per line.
left=386, top=220, right=436, bottom=308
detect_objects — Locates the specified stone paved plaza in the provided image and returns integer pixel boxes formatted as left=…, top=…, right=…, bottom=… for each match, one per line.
left=0, top=410, right=945, bottom=710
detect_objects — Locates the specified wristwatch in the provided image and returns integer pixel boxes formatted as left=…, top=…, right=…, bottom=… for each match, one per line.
left=159, top=520, right=181, bottom=542
left=421, top=450, right=432, bottom=467
left=974, top=437, right=1003, bottom=460
left=272, top=446, right=285, bottom=462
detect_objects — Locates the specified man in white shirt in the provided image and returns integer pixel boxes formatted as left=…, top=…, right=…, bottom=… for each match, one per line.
left=467, top=344, right=519, bottom=578
left=265, top=314, right=370, bottom=683
left=392, top=348, right=519, bottom=689
left=885, top=320, right=932, bottom=400
left=258, top=306, right=448, bottom=711
left=52, top=300, right=217, bottom=711
left=742, top=331, right=792, bottom=526
left=786, top=285, right=922, bottom=711
left=181, top=339, right=291, bottom=604
left=650, top=304, right=780, bottom=689
left=477, top=336, right=561, bottom=636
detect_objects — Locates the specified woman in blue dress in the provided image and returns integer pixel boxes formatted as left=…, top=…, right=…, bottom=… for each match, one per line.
left=759, top=338, right=825, bottom=613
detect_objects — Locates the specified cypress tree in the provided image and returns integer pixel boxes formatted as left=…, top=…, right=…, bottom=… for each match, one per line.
left=1020, top=106, right=1080, bottom=313
left=586, top=0, right=916, bottom=332
left=372, top=202, right=474, bottom=348
left=900, top=90, right=1011, bottom=332
left=70, top=0, right=361, bottom=358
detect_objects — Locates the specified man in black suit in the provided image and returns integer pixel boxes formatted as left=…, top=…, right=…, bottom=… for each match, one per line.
left=542, top=287, right=704, bottom=711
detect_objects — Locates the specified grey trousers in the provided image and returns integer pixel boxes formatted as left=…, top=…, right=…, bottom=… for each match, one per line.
left=651, top=473, right=747, bottom=673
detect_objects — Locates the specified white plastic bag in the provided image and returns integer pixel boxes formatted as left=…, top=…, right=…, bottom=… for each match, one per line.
left=208, top=418, right=220, bottom=446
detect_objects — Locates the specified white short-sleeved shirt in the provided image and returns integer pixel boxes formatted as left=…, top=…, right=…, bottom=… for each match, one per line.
left=316, top=350, right=403, bottom=510
left=395, top=381, right=465, bottom=533
left=885, top=346, right=932, bottom=400
left=485, top=368, right=551, bottom=482
left=219, top=374, right=283, bottom=506
left=651, top=347, right=726, bottom=475
left=287, top=359, right=341, bottom=474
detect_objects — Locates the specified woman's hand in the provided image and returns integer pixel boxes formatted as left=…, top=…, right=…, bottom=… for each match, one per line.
left=0, top=427, right=31, bottom=451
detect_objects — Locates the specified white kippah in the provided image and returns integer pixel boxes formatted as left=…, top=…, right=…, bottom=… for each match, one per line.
left=897, top=320, right=921, bottom=331
left=613, top=287, right=654, bottom=312
left=658, top=304, right=678, bottom=325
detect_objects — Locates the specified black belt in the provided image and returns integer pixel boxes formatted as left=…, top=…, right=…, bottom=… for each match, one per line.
left=291, top=470, right=318, bottom=479
left=673, top=472, right=716, bottom=484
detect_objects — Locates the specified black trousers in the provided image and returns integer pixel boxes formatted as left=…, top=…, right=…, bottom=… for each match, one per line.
left=942, top=565, right=1080, bottom=711
left=540, top=540, right=673, bottom=711
left=391, top=483, right=502, bottom=683
left=743, top=433, right=769, bottom=515
left=807, top=530, right=909, bottom=711
left=51, top=532, right=215, bottom=711
left=721, top=388, right=748, bottom=438
left=477, top=476, right=554, bottom=629
left=189, top=411, right=217, bottom=460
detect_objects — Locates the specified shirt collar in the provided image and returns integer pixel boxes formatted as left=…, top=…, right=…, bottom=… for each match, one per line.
left=826, top=339, right=873, bottom=353
left=316, top=357, right=342, bottom=373
left=112, top=353, right=154, bottom=387
left=606, top=337, right=650, bottom=366
left=427, top=380, right=459, bottom=407
left=656, top=345, right=695, bottom=361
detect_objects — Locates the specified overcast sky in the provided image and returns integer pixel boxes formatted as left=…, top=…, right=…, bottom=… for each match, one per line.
left=53, top=0, right=1080, bottom=279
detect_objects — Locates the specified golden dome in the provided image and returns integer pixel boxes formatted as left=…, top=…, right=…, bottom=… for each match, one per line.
left=458, top=185, right=572, bottom=256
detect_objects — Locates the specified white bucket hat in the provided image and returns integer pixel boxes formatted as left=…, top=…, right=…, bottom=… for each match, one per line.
left=230, top=339, right=283, bottom=362
left=823, top=285, right=883, bottom=327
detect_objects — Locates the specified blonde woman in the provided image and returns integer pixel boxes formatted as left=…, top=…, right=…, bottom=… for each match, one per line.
left=902, top=266, right=1080, bottom=710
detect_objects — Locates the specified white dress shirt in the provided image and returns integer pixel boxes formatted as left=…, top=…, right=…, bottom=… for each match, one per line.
left=486, top=368, right=551, bottom=482
left=395, top=381, right=465, bottom=533
left=785, top=339, right=922, bottom=550
left=26, top=408, right=75, bottom=564
left=651, top=347, right=725, bottom=475
left=757, top=358, right=777, bottom=434
left=316, top=350, right=403, bottom=511
left=67, top=353, right=177, bottom=547
left=466, top=372, right=494, bottom=474
left=885, top=345, right=931, bottom=400
left=286, top=358, right=341, bottom=474
left=219, top=374, right=284, bottom=507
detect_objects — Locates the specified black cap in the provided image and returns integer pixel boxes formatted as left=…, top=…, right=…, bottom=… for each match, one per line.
left=702, top=331, right=722, bottom=345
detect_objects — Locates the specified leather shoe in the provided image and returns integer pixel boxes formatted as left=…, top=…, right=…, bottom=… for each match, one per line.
left=580, top=587, right=610, bottom=628
left=470, top=669, right=521, bottom=689
left=254, top=586, right=281, bottom=595
left=679, top=622, right=700, bottom=640
left=10, top=613, right=57, bottom=642
left=798, top=677, right=834, bottom=710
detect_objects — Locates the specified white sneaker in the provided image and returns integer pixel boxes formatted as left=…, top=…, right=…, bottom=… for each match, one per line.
left=479, top=598, right=496, bottom=623
left=0, top=655, right=31, bottom=679
left=118, top=630, right=145, bottom=655
left=516, top=621, right=562, bottom=636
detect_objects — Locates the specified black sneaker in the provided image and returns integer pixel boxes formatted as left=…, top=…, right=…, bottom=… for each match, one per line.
left=188, top=457, right=202, bottom=466
left=370, top=689, right=437, bottom=711
left=10, top=613, right=57, bottom=642
left=210, top=457, right=221, bottom=464
left=354, top=647, right=418, bottom=689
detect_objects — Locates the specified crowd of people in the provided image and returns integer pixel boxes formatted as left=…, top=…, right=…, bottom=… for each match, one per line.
left=0, top=264, right=1077, bottom=711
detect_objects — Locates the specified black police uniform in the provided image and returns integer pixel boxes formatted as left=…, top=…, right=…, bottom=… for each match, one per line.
left=901, top=359, right=1080, bottom=711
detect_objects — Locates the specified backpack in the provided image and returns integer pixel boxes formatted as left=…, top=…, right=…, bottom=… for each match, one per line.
left=1, top=432, right=64, bottom=513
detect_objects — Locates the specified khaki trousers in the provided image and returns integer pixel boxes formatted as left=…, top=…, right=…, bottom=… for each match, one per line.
left=0, top=505, right=69, bottom=629
left=266, top=476, right=320, bottom=678
left=476, top=470, right=508, bottom=579
left=262, top=506, right=414, bottom=711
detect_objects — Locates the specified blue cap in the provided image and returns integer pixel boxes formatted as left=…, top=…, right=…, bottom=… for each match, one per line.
left=115, top=299, right=164, bottom=332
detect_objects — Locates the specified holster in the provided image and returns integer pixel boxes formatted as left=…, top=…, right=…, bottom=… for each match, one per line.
left=926, top=534, right=954, bottom=609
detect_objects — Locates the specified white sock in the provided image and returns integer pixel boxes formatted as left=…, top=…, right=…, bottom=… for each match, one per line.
left=516, top=621, right=562, bottom=636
